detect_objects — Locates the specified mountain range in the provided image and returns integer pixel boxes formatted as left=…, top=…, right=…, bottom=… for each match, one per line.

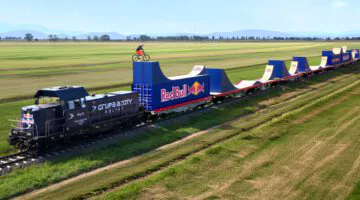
left=0, top=23, right=359, bottom=39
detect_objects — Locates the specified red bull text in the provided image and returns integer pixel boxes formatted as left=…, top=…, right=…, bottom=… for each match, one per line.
left=161, top=82, right=205, bottom=102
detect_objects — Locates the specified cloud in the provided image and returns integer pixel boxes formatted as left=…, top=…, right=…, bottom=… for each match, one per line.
left=331, top=1, right=347, bottom=8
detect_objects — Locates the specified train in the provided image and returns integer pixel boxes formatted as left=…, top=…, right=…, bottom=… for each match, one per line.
left=8, top=47, right=360, bottom=152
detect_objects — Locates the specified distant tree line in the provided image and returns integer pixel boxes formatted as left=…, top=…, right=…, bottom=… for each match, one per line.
left=126, top=35, right=210, bottom=41
left=125, top=34, right=360, bottom=41
left=6, top=33, right=112, bottom=42
left=0, top=33, right=360, bottom=42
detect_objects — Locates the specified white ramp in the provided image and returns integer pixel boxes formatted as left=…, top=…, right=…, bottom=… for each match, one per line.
left=332, top=48, right=342, bottom=55
left=260, top=65, right=274, bottom=82
left=289, top=61, right=298, bottom=75
left=168, top=65, right=206, bottom=80
left=188, top=65, right=206, bottom=76
left=342, top=46, right=348, bottom=53
left=235, top=80, right=261, bottom=89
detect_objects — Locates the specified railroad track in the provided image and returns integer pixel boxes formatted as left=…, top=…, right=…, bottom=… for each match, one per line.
left=0, top=151, right=43, bottom=175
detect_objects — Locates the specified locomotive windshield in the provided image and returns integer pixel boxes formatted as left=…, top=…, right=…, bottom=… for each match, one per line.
left=35, top=96, right=61, bottom=105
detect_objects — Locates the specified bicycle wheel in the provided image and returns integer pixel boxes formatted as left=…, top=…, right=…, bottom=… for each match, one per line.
left=143, top=54, right=151, bottom=61
left=132, top=54, right=140, bottom=62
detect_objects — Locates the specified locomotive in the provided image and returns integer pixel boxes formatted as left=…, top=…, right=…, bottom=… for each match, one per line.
left=8, top=47, right=360, bottom=152
left=8, top=86, right=142, bottom=151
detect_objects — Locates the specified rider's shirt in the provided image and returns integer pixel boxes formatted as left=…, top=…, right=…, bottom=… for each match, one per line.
left=136, top=46, right=144, bottom=51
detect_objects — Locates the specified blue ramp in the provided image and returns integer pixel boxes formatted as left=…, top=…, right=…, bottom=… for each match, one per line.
left=322, top=51, right=341, bottom=66
left=261, top=60, right=290, bottom=81
left=289, top=57, right=312, bottom=75
left=203, top=68, right=237, bottom=94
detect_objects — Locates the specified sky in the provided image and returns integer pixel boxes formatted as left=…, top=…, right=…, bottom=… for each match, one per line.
left=0, top=0, right=358, bottom=34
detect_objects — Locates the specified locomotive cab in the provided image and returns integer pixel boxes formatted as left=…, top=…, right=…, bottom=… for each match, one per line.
left=8, top=86, right=89, bottom=149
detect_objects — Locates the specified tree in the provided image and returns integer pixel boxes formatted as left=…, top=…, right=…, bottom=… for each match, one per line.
left=139, top=35, right=151, bottom=41
left=93, top=36, right=99, bottom=41
left=100, top=34, right=110, bottom=41
left=65, top=37, right=69, bottom=41
left=53, top=35, right=59, bottom=41
left=0, top=37, right=2, bottom=41
left=72, top=36, right=77, bottom=41
left=87, top=36, right=92, bottom=41
left=48, top=34, right=59, bottom=42
left=24, top=33, right=34, bottom=41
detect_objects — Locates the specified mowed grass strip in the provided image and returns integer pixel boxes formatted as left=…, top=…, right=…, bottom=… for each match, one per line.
left=1, top=41, right=359, bottom=100
left=94, top=71, right=360, bottom=200
left=16, top=65, right=360, bottom=200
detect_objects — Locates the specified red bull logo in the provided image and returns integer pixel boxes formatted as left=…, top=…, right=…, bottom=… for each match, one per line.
left=332, top=58, right=340, bottom=63
left=189, top=82, right=204, bottom=96
left=22, top=112, right=34, bottom=125
left=160, top=82, right=205, bottom=102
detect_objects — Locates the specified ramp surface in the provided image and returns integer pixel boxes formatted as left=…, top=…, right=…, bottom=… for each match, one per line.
left=203, top=68, right=237, bottom=94
left=235, top=80, right=262, bottom=89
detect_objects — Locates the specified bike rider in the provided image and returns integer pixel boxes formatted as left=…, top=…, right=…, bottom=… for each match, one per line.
left=136, top=44, right=144, bottom=56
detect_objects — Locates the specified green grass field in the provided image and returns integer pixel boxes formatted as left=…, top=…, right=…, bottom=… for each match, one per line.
left=1, top=41, right=360, bottom=101
left=1, top=42, right=360, bottom=200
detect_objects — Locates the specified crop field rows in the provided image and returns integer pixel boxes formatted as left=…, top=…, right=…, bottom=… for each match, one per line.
left=1, top=42, right=360, bottom=100
left=1, top=42, right=360, bottom=200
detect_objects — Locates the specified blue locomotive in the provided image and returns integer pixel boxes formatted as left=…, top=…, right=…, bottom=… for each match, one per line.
left=9, top=86, right=141, bottom=151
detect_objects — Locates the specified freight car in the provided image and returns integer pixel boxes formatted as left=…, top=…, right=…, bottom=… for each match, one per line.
left=8, top=86, right=142, bottom=152
left=8, top=47, right=360, bottom=153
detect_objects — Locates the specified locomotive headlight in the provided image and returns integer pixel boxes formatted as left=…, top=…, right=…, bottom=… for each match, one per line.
left=12, top=130, right=17, bottom=135
left=26, top=131, right=32, bottom=136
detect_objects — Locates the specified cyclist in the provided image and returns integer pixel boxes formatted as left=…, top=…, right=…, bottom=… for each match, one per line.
left=136, top=44, right=144, bottom=56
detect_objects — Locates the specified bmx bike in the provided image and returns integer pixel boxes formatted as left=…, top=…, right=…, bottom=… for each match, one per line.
left=132, top=52, right=151, bottom=61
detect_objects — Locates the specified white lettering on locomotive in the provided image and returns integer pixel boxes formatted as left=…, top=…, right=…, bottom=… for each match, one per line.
left=92, top=99, right=133, bottom=111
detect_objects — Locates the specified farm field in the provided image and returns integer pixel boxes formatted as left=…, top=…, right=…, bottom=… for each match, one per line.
left=14, top=63, right=360, bottom=200
left=1, top=41, right=360, bottom=101
left=1, top=41, right=360, bottom=200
